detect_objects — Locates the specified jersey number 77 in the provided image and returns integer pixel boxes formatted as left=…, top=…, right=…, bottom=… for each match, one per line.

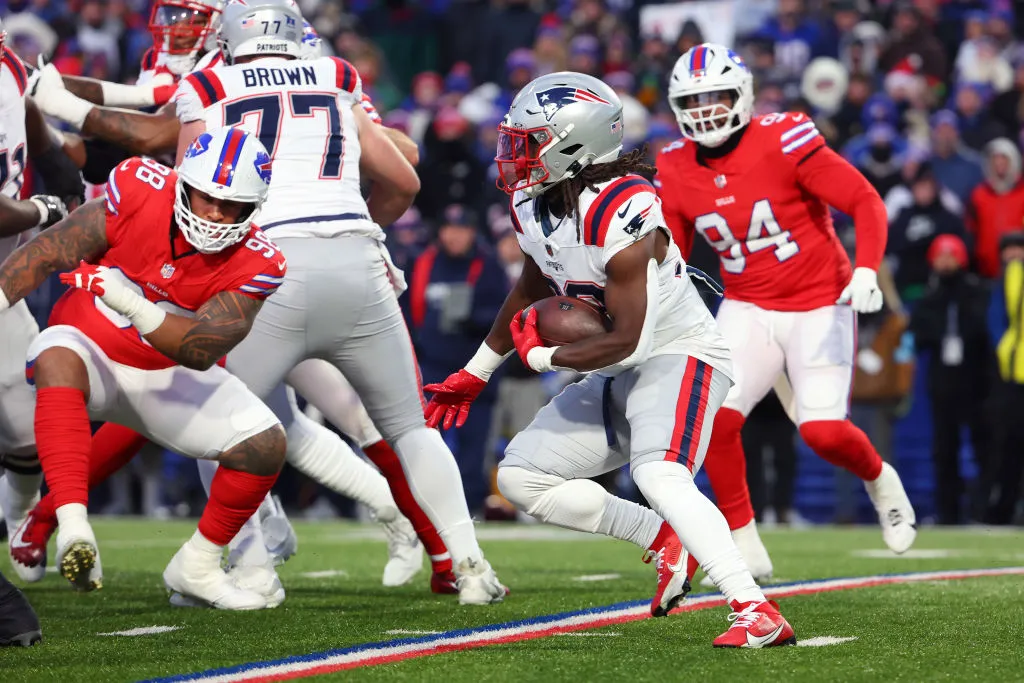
left=224, top=92, right=345, bottom=179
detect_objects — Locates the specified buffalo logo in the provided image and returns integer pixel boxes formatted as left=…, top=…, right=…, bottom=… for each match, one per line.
left=186, top=133, right=212, bottom=159
left=254, top=151, right=272, bottom=186
left=535, top=86, right=612, bottom=121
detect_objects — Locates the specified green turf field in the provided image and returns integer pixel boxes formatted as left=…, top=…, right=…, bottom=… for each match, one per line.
left=2, top=520, right=1023, bottom=682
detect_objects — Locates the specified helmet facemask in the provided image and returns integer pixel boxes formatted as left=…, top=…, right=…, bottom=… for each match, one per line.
left=173, top=179, right=259, bottom=254
left=495, top=124, right=554, bottom=196
left=671, top=88, right=748, bottom=148
left=149, top=1, right=220, bottom=75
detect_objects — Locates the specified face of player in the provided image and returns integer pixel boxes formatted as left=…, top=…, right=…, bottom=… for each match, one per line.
left=151, top=3, right=213, bottom=55
left=187, top=187, right=251, bottom=226
left=676, top=90, right=736, bottom=135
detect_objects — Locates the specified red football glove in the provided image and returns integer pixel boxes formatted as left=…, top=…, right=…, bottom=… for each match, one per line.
left=59, top=260, right=109, bottom=295
left=510, top=307, right=544, bottom=367
left=153, top=84, right=177, bottom=106
left=423, top=369, right=488, bottom=429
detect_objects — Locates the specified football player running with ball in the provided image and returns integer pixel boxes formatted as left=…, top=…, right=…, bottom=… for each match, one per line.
left=655, top=43, right=916, bottom=581
left=425, top=71, right=795, bottom=647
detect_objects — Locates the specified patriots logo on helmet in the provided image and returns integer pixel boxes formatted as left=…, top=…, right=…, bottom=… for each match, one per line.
left=186, top=133, right=212, bottom=159
left=254, top=151, right=272, bottom=186
left=535, top=86, right=612, bottom=121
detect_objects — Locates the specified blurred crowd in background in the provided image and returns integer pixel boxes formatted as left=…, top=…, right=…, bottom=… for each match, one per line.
left=3, top=0, right=1024, bottom=527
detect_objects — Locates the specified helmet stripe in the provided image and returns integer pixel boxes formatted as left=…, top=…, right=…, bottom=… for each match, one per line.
left=213, top=127, right=247, bottom=187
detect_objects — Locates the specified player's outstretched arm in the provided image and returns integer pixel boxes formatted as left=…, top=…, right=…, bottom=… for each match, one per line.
left=81, top=103, right=181, bottom=158
left=542, top=234, right=658, bottom=373
left=60, top=74, right=175, bottom=109
left=24, top=98, right=85, bottom=208
left=356, top=105, right=420, bottom=227
left=0, top=199, right=108, bottom=307
left=142, top=291, right=265, bottom=371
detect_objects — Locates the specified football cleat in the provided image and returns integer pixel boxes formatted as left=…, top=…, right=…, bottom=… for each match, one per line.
left=865, top=462, right=917, bottom=554
left=713, top=600, right=796, bottom=648
left=0, top=578, right=42, bottom=647
left=170, top=562, right=285, bottom=609
left=455, top=558, right=507, bottom=605
left=430, top=569, right=459, bottom=595
left=55, top=520, right=102, bottom=592
left=380, top=514, right=424, bottom=587
left=643, top=528, right=696, bottom=617
left=163, top=543, right=267, bottom=610
left=259, top=494, right=298, bottom=566
left=8, top=508, right=53, bottom=583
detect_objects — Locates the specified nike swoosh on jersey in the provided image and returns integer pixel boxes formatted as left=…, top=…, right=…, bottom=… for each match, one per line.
left=616, top=200, right=633, bottom=219
left=745, top=622, right=785, bottom=647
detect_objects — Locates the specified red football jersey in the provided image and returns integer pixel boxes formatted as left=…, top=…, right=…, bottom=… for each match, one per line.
left=49, top=156, right=287, bottom=370
left=656, top=112, right=883, bottom=312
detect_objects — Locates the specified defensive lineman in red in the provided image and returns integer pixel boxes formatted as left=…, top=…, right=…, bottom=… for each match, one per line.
left=655, top=43, right=916, bottom=579
left=0, top=126, right=288, bottom=609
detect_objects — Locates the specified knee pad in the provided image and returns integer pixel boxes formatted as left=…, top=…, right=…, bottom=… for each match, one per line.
left=497, top=466, right=604, bottom=522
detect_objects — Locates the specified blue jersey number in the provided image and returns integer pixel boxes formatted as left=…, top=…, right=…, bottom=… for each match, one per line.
left=0, top=144, right=26, bottom=196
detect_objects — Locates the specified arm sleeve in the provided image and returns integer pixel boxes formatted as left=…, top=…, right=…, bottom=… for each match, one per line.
left=793, top=144, right=887, bottom=270
left=586, top=179, right=660, bottom=265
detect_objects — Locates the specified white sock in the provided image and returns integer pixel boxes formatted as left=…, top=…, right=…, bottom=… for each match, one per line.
left=497, top=466, right=662, bottom=548
left=285, top=408, right=396, bottom=515
left=187, top=529, right=225, bottom=571
left=1, top=467, right=42, bottom=527
left=632, top=460, right=764, bottom=605
left=392, top=427, right=481, bottom=564
left=196, top=459, right=268, bottom=565
left=56, top=502, right=88, bottom=528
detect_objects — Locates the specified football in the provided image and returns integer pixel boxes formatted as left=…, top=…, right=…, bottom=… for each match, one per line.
left=527, top=296, right=611, bottom=346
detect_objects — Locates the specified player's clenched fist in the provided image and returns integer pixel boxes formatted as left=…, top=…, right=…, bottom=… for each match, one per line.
left=61, top=261, right=112, bottom=296
left=510, top=307, right=549, bottom=372
left=423, top=369, right=487, bottom=430
left=836, top=267, right=883, bottom=314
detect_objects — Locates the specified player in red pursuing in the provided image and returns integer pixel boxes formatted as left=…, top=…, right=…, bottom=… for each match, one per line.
left=0, top=126, right=288, bottom=609
left=655, top=43, right=917, bottom=581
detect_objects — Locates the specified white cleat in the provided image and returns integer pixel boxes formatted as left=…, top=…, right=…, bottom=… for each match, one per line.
left=379, top=513, right=424, bottom=587
left=170, top=562, right=285, bottom=609
left=865, top=462, right=917, bottom=554
left=700, top=519, right=773, bottom=588
left=455, top=558, right=507, bottom=605
left=55, top=520, right=102, bottom=592
left=260, top=495, right=298, bottom=566
left=163, top=543, right=268, bottom=610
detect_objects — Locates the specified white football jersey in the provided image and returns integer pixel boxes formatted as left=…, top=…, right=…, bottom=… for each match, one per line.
left=511, top=174, right=732, bottom=377
left=175, top=55, right=373, bottom=239
left=0, top=47, right=29, bottom=263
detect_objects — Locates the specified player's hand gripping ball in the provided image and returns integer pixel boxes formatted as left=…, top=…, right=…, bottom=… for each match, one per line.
left=528, top=296, right=611, bottom=345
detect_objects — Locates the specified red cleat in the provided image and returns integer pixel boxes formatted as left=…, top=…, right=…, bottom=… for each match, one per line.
left=10, top=506, right=56, bottom=573
left=643, top=526, right=695, bottom=617
left=430, top=569, right=459, bottom=595
left=713, top=600, right=796, bottom=648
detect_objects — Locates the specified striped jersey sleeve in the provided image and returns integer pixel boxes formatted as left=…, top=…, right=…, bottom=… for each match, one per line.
left=329, top=57, right=363, bottom=100
left=175, top=69, right=227, bottom=122
left=776, top=114, right=824, bottom=161
left=237, top=271, right=286, bottom=299
left=2, top=47, right=27, bottom=95
left=583, top=175, right=661, bottom=265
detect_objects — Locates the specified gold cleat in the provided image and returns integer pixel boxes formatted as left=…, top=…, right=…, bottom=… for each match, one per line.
left=59, top=541, right=101, bottom=592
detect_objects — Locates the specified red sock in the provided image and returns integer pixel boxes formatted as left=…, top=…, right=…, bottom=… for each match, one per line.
left=35, top=423, right=151, bottom=524
left=198, top=467, right=279, bottom=546
left=703, top=407, right=755, bottom=531
left=363, top=440, right=452, bottom=573
left=34, top=387, right=92, bottom=510
left=799, top=420, right=883, bottom=481
left=648, top=520, right=674, bottom=552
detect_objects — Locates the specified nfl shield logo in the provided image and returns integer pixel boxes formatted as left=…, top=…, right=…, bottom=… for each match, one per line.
left=160, top=263, right=175, bottom=279
left=545, top=244, right=554, bottom=257
left=714, top=175, right=727, bottom=189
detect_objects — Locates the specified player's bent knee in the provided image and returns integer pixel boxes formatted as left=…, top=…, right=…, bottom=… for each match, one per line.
left=218, top=424, right=287, bottom=477
left=32, top=347, right=90, bottom=396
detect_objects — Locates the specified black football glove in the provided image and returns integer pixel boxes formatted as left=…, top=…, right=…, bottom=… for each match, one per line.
left=28, top=194, right=68, bottom=229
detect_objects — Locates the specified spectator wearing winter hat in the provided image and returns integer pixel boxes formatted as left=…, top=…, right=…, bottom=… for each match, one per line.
left=910, top=234, right=992, bottom=525
left=888, top=163, right=970, bottom=301
left=849, top=122, right=908, bottom=197
left=417, top=106, right=484, bottom=222
left=879, top=1, right=947, bottom=83
left=953, top=82, right=1009, bottom=151
left=929, top=110, right=986, bottom=206
left=968, top=138, right=1024, bottom=278
left=533, top=22, right=567, bottom=76
left=567, top=34, right=602, bottom=77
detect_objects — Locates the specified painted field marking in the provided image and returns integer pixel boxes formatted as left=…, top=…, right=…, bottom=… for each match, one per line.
left=98, top=626, right=182, bottom=637
left=384, top=630, right=442, bottom=636
left=147, top=566, right=1024, bottom=683
left=851, top=549, right=961, bottom=559
left=797, top=636, right=858, bottom=647
left=298, top=570, right=349, bottom=579
left=572, top=573, right=621, bottom=582
left=556, top=632, right=622, bottom=637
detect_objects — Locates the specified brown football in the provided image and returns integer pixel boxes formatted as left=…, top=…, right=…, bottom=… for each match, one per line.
left=527, top=296, right=611, bottom=346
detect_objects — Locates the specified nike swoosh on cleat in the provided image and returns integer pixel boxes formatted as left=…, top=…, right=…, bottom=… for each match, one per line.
left=617, top=200, right=632, bottom=219
left=746, top=623, right=785, bottom=648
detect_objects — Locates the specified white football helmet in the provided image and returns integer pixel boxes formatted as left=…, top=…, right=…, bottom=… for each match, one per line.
left=496, top=71, right=623, bottom=197
left=175, top=126, right=272, bottom=253
left=218, top=0, right=304, bottom=65
left=667, top=43, right=754, bottom=148
left=148, top=0, right=224, bottom=75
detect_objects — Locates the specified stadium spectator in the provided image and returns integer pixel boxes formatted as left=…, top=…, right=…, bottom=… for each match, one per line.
left=991, top=47, right=1024, bottom=133
left=416, top=106, right=484, bottom=221
left=984, top=230, right=1024, bottom=524
left=878, top=2, right=947, bottom=83
left=953, top=82, right=1008, bottom=151
left=911, top=235, right=992, bottom=525
left=968, top=137, right=1024, bottom=278
left=928, top=110, right=985, bottom=206
left=406, top=205, right=509, bottom=513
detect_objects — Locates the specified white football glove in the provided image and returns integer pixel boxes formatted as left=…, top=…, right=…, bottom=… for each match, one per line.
left=28, top=58, right=94, bottom=130
left=61, top=262, right=166, bottom=334
left=836, top=267, right=883, bottom=313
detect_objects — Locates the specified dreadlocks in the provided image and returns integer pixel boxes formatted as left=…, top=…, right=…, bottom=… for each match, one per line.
left=546, top=147, right=658, bottom=241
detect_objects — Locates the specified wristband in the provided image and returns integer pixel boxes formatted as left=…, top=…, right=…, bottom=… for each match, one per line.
left=124, top=298, right=167, bottom=335
left=526, top=346, right=560, bottom=373
left=464, top=342, right=512, bottom=381
left=0, top=288, right=9, bottom=313
left=100, top=81, right=157, bottom=108
left=40, top=89, right=94, bottom=130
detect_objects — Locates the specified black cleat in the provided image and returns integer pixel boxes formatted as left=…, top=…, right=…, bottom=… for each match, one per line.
left=0, top=571, right=42, bottom=647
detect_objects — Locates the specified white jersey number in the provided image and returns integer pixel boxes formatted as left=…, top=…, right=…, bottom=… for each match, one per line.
left=694, top=199, right=798, bottom=274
